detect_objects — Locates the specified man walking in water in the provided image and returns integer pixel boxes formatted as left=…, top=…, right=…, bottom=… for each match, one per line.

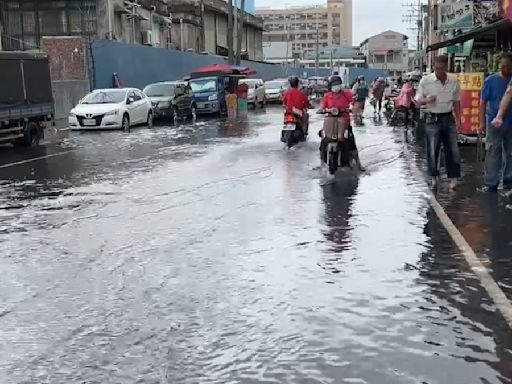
left=371, top=77, right=386, bottom=114
left=415, top=55, right=461, bottom=190
left=487, top=54, right=512, bottom=195
left=352, top=75, right=369, bottom=123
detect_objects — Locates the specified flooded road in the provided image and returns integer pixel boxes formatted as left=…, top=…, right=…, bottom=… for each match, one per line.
left=1, top=108, right=511, bottom=383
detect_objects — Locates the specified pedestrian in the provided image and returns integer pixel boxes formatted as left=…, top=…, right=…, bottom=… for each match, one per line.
left=394, top=79, right=415, bottom=130
left=352, top=75, right=369, bottom=123
left=485, top=53, right=512, bottom=194
left=415, top=54, right=462, bottom=190
left=372, top=77, right=386, bottom=114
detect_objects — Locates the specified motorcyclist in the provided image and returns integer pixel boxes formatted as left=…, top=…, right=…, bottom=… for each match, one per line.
left=319, top=76, right=365, bottom=171
left=283, top=76, right=311, bottom=135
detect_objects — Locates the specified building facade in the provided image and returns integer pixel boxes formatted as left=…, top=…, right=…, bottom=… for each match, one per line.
left=255, top=0, right=352, bottom=60
left=0, top=0, right=263, bottom=60
left=424, top=0, right=502, bottom=72
left=360, top=30, right=409, bottom=76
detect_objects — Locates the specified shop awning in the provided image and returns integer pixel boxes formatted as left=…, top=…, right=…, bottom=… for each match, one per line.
left=446, top=39, right=474, bottom=57
left=427, top=18, right=509, bottom=52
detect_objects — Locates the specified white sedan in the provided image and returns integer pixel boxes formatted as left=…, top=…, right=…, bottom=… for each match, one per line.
left=69, top=88, right=153, bottom=130
left=240, top=79, right=266, bottom=108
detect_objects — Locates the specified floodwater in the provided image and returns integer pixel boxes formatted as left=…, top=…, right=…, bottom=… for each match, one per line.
left=0, top=107, right=511, bottom=383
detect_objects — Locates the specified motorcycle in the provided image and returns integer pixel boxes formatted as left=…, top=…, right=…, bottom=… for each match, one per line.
left=281, top=107, right=307, bottom=148
left=317, top=107, right=350, bottom=175
left=383, top=96, right=395, bottom=120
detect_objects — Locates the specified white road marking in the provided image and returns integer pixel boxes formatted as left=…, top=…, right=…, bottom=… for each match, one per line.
left=430, top=194, right=512, bottom=328
left=0, top=150, right=74, bottom=169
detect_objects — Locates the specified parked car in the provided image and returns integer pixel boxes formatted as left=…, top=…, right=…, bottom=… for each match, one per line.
left=264, top=79, right=288, bottom=103
left=69, top=88, right=153, bottom=130
left=189, top=76, right=227, bottom=116
left=143, top=81, right=196, bottom=120
left=240, top=78, right=265, bottom=108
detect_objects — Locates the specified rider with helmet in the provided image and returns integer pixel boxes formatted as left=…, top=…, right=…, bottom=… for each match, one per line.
left=283, top=76, right=311, bottom=135
left=319, top=76, right=365, bottom=171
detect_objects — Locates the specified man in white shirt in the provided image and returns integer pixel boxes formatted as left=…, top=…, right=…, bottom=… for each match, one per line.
left=415, top=55, right=462, bottom=190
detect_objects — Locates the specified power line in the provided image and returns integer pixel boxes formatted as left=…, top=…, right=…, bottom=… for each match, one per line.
left=402, top=0, right=425, bottom=67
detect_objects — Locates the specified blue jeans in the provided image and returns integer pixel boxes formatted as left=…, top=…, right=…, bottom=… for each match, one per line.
left=425, top=114, right=461, bottom=178
left=484, top=124, right=512, bottom=189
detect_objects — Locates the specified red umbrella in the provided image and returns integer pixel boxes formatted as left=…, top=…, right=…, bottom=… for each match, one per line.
left=190, top=64, right=256, bottom=78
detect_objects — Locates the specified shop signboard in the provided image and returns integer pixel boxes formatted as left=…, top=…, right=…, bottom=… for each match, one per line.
left=457, top=72, right=485, bottom=135
left=439, top=0, right=474, bottom=30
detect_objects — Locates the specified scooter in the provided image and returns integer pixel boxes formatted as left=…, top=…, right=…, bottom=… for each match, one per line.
left=317, top=107, right=350, bottom=175
left=281, top=107, right=307, bottom=149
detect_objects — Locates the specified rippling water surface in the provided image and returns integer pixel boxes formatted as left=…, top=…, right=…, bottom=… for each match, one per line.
left=0, top=110, right=511, bottom=383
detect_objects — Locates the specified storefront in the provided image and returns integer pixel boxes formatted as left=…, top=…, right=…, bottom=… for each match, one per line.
left=427, top=18, right=512, bottom=74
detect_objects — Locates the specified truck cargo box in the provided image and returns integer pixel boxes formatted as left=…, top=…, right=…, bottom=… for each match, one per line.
left=0, top=52, right=53, bottom=107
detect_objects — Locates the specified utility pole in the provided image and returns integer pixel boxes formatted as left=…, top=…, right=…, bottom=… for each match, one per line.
left=236, top=0, right=245, bottom=64
left=227, top=0, right=234, bottom=64
left=315, top=25, right=319, bottom=76
left=402, top=0, right=425, bottom=70
left=234, top=0, right=238, bottom=61
left=180, top=18, right=184, bottom=50
left=200, top=0, right=205, bottom=51
left=107, top=0, right=113, bottom=39
left=285, top=18, right=289, bottom=74
left=125, top=1, right=141, bottom=44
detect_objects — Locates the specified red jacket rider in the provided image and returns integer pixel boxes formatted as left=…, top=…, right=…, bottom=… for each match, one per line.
left=282, top=77, right=310, bottom=130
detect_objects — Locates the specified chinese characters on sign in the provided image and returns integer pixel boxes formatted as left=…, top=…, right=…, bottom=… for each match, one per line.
left=457, top=72, right=485, bottom=135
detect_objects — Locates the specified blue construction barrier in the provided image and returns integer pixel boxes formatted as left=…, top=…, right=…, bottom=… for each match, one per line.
left=90, top=39, right=288, bottom=89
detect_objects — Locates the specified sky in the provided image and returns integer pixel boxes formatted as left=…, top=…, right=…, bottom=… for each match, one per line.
left=255, top=0, right=411, bottom=46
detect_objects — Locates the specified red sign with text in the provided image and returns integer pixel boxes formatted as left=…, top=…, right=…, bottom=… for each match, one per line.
left=457, top=72, right=484, bottom=135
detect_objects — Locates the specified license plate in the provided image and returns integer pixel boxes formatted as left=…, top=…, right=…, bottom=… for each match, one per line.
left=283, top=123, right=296, bottom=131
left=198, top=102, right=208, bottom=109
left=82, top=118, right=96, bottom=126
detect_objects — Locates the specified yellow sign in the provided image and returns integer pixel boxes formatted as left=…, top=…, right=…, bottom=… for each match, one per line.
left=457, top=72, right=484, bottom=91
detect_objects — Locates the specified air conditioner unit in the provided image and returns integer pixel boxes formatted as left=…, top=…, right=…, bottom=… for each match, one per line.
left=142, top=30, right=153, bottom=45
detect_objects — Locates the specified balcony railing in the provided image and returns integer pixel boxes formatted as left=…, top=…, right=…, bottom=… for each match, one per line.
left=136, top=0, right=168, bottom=15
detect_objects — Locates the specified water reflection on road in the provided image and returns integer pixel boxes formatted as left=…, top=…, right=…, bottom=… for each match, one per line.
left=0, top=107, right=511, bottom=383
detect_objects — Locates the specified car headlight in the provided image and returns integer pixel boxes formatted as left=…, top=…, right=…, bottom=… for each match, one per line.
left=104, top=109, right=120, bottom=116
left=69, top=112, right=76, bottom=117
left=208, top=94, right=218, bottom=101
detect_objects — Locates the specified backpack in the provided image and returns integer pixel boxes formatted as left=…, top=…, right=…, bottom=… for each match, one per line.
left=355, top=83, right=369, bottom=100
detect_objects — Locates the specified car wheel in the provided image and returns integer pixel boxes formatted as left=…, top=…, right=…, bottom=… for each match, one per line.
left=20, top=121, right=40, bottom=147
left=122, top=113, right=130, bottom=131
left=147, top=110, right=153, bottom=129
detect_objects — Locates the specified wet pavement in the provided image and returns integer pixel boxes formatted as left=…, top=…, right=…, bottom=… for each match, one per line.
left=0, top=107, right=511, bottom=383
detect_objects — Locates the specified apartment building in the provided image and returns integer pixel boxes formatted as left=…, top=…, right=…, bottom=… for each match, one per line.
left=0, top=0, right=264, bottom=60
left=360, top=30, right=409, bottom=76
left=255, top=0, right=352, bottom=59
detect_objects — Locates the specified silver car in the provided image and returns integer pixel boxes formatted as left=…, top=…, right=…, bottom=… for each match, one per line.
left=264, top=80, right=289, bottom=103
